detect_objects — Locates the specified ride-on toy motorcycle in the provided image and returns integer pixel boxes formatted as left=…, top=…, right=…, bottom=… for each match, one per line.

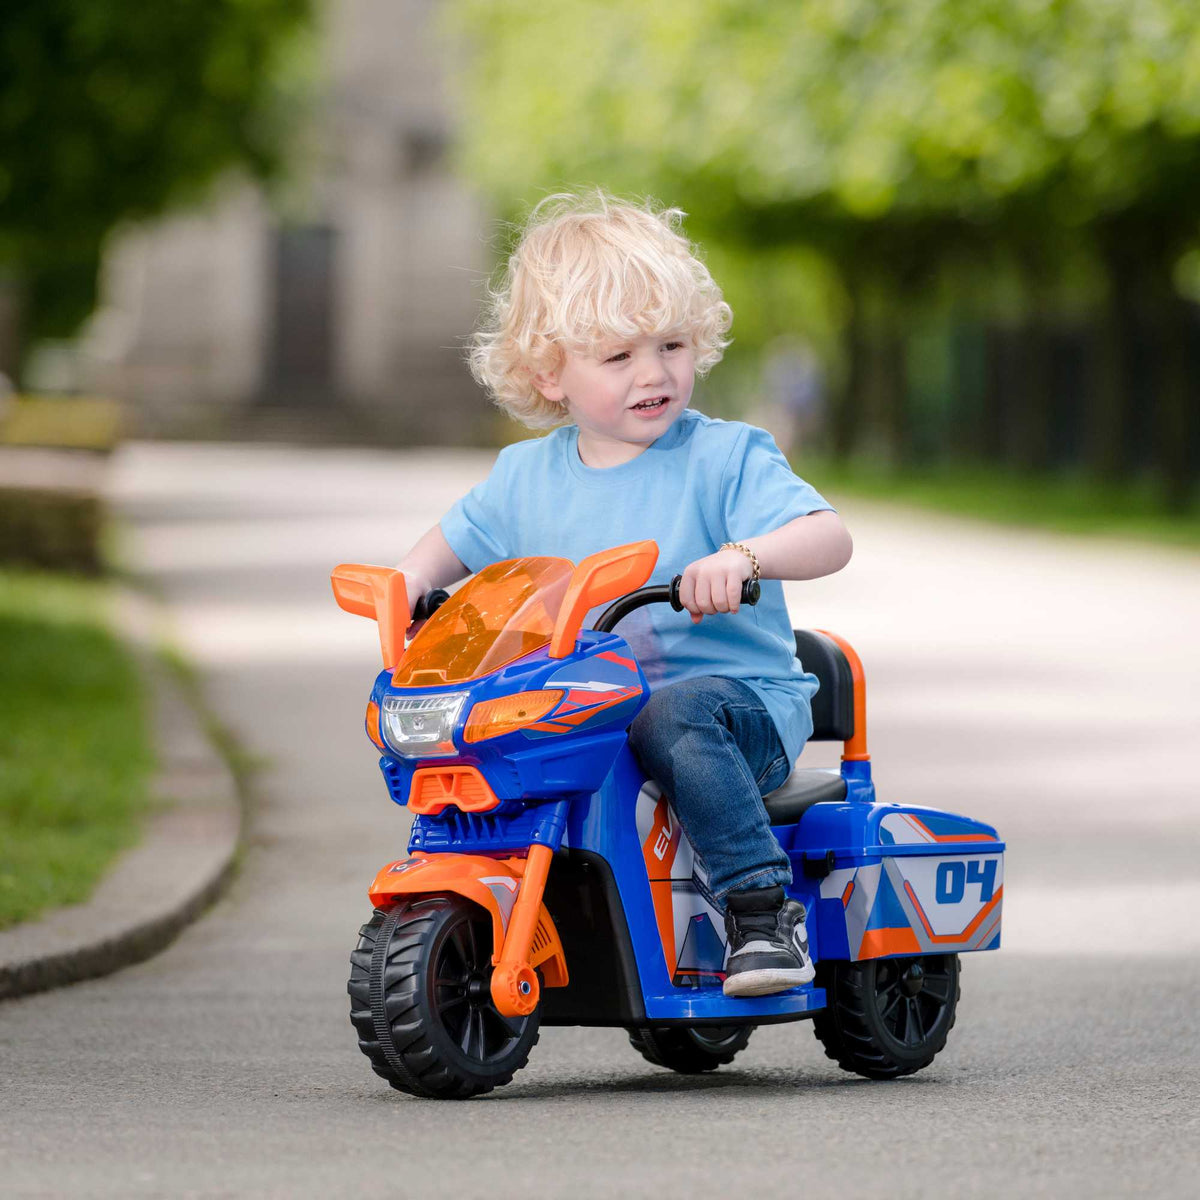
left=332, top=541, right=1004, bottom=1099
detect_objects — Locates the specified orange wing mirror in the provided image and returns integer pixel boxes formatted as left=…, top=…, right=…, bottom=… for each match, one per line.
left=331, top=563, right=409, bottom=668
left=548, top=540, right=659, bottom=659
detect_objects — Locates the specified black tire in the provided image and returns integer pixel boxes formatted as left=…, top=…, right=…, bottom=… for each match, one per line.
left=813, top=954, right=960, bottom=1080
left=348, top=895, right=540, bottom=1099
left=627, top=1024, right=755, bottom=1074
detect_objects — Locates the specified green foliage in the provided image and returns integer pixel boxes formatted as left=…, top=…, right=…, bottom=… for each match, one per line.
left=447, top=0, right=1200, bottom=333
left=451, top=0, right=1200, bottom=221
left=0, top=568, right=153, bottom=928
left=0, top=0, right=312, bottom=342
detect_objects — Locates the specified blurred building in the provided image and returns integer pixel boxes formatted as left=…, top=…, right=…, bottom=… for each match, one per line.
left=82, top=0, right=492, bottom=445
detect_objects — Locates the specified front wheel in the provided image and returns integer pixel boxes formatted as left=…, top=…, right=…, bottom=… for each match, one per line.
left=348, top=895, right=540, bottom=1099
left=813, top=954, right=960, bottom=1079
left=627, top=1024, right=756, bottom=1074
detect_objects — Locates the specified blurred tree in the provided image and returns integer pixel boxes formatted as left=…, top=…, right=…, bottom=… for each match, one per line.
left=0, top=0, right=312, bottom=379
left=447, top=0, right=1200, bottom=507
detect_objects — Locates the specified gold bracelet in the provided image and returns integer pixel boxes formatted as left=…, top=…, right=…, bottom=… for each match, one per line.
left=720, top=541, right=760, bottom=583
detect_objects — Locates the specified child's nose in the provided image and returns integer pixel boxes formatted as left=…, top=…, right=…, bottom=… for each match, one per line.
left=634, top=353, right=669, bottom=386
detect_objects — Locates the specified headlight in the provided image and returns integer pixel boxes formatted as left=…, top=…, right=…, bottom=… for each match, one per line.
left=380, top=691, right=468, bottom=757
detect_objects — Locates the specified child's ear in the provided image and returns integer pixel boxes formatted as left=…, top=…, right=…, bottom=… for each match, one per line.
left=533, top=370, right=566, bottom=403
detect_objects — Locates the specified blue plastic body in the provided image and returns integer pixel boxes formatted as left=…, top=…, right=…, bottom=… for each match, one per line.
left=369, top=628, right=1005, bottom=1026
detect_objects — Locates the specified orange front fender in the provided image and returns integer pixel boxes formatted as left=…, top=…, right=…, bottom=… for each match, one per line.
left=368, top=853, right=568, bottom=987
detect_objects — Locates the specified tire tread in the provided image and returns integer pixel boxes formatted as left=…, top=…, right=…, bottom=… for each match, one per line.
left=627, top=1025, right=755, bottom=1074
left=348, top=899, right=539, bottom=1099
left=812, top=956, right=960, bottom=1080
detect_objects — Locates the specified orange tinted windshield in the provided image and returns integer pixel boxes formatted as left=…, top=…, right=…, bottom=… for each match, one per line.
left=391, top=557, right=574, bottom=687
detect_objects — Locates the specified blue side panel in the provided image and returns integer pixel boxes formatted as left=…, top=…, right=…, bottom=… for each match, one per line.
left=866, top=870, right=910, bottom=931
left=568, top=746, right=825, bottom=1022
left=505, top=730, right=630, bottom=797
left=815, top=898, right=852, bottom=959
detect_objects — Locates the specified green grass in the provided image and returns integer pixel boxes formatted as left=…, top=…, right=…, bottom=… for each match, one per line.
left=799, top=459, right=1200, bottom=548
left=0, top=567, right=154, bottom=929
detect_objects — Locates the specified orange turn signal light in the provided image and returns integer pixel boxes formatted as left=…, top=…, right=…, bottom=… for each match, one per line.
left=463, top=690, right=564, bottom=743
left=365, top=700, right=384, bottom=750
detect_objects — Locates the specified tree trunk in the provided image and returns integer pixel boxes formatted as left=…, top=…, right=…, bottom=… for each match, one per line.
left=1149, top=283, right=1197, bottom=514
left=1010, top=308, right=1055, bottom=472
left=1088, top=246, right=1139, bottom=482
left=948, top=321, right=984, bottom=461
left=0, top=275, right=22, bottom=390
left=977, top=324, right=1008, bottom=465
left=833, top=274, right=868, bottom=461
left=874, top=319, right=909, bottom=467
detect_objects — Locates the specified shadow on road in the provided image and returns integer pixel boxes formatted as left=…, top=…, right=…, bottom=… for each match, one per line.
left=365, top=1066, right=934, bottom=1104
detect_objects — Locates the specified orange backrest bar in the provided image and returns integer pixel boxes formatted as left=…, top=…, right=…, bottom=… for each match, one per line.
left=814, top=628, right=869, bottom=761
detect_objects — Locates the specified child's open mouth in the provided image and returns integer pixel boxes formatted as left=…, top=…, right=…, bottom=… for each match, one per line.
left=631, top=396, right=669, bottom=413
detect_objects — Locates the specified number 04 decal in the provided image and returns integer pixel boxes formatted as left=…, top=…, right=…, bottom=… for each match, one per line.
left=935, top=858, right=997, bottom=904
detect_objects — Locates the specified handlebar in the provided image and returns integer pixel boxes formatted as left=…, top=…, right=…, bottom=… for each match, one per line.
left=407, top=575, right=759, bottom=637
left=411, top=588, right=450, bottom=622
left=593, top=575, right=759, bottom=633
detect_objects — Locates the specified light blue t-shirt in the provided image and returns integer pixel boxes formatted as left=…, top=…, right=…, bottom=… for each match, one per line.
left=439, top=408, right=834, bottom=766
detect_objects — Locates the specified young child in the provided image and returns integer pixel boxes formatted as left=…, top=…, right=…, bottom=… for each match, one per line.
left=396, top=192, right=852, bottom=997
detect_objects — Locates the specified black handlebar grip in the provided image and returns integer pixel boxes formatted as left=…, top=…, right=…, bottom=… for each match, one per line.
left=411, top=588, right=450, bottom=622
left=668, top=575, right=760, bottom=611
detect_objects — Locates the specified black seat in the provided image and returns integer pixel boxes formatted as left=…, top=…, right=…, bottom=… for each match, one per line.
left=762, top=767, right=846, bottom=824
left=760, top=630, right=857, bottom=825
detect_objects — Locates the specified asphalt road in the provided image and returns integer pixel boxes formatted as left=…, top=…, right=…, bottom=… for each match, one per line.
left=3, top=442, right=1198, bottom=1199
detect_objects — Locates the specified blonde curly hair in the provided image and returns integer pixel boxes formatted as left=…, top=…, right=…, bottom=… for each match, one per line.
left=469, top=191, right=733, bottom=429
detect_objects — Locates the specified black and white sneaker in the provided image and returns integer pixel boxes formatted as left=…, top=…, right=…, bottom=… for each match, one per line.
left=722, top=886, right=816, bottom=998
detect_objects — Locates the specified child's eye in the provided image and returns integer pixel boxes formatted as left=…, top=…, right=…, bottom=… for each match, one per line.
left=604, top=351, right=630, bottom=363
left=662, top=341, right=685, bottom=352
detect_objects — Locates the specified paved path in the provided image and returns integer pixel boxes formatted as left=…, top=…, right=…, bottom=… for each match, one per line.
left=3, top=442, right=1198, bottom=1198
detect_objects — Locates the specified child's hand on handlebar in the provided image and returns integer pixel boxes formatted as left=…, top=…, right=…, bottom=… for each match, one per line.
left=678, top=548, right=755, bottom=624
left=402, top=570, right=432, bottom=639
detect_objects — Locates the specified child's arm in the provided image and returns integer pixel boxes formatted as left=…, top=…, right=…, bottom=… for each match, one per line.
left=396, top=523, right=471, bottom=622
left=678, top=510, right=852, bottom=623
left=744, top=509, right=853, bottom=581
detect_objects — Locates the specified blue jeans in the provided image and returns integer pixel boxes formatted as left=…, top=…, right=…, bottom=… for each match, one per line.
left=627, top=675, right=793, bottom=904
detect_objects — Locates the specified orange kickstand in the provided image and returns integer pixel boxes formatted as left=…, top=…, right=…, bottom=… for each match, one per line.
left=490, top=843, right=554, bottom=1018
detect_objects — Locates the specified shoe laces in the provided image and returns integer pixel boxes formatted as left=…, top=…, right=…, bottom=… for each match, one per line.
left=731, top=909, right=780, bottom=941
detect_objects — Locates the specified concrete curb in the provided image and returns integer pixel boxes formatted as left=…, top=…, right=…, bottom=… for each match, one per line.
left=0, top=589, right=243, bottom=1001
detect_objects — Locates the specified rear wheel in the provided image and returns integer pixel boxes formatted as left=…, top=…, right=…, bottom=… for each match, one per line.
left=348, top=895, right=540, bottom=1099
left=627, top=1024, right=755, bottom=1074
left=813, top=954, right=960, bottom=1079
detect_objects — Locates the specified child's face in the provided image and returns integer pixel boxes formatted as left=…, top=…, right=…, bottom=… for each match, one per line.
left=536, top=333, right=696, bottom=456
